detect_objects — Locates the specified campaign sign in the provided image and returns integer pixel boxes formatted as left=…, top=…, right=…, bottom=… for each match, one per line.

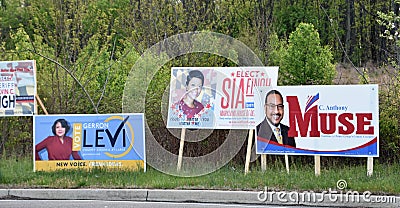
left=255, top=85, right=379, bottom=156
left=0, top=60, right=36, bottom=116
left=34, top=114, right=146, bottom=171
left=167, top=67, right=278, bottom=129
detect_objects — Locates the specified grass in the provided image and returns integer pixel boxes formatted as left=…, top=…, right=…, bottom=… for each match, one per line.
left=0, top=156, right=399, bottom=195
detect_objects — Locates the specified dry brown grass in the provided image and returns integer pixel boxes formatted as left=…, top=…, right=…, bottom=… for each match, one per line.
left=334, top=62, right=398, bottom=85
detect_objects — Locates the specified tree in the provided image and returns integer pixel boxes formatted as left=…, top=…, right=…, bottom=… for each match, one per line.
left=23, top=0, right=139, bottom=114
left=279, top=23, right=336, bottom=85
left=376, top=0, right=400, bottom=161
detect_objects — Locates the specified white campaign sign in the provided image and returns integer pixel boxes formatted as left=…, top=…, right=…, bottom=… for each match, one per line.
left=255, top=85, right=379, bottom=156
left=167, top=67, right=278, bottom=129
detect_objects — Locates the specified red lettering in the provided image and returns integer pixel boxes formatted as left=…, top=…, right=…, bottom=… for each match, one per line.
left=221, top=78, right=230, bottom=109
left=246, top=78, right=253, bottom=95
left=221, top=78, right=246, bottom=109
left=356, top=113, right=374, bottom=134
left=235, top=79, right=245, bottom=108
left=338, top=113, right=354, bottom=134
left=288, top=96, right=375, bottom=137
left=236, top=70, right=259, bottom=77
left=231, top=78, right=236, bottom=108
left=236, top=71, right=245, bottom=77
left=319, top=113, right=337, bottom=134
left=0, top=89, right=9, bottom=94
left=287, top=96, right=319, bottom=137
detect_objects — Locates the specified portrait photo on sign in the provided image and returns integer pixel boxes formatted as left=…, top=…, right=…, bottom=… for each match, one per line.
left=254, top=86, right=296, bottom=155
left=167, top=68, right=216, bottom=128
left=35, top=118, right=82, bottom=161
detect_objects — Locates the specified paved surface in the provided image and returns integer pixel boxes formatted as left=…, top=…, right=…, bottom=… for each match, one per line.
left=0, top=200, right=316, bottom=208
left=0, top=189, right=399, bottom=208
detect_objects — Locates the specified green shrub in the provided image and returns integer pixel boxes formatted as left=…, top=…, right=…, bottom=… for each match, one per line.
left=279, top=23, right=336, bottom=85
left=378, top=74, right=400, bottom=162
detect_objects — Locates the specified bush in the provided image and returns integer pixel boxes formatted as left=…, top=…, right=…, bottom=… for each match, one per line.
left=378, top=72, right=400, bottom=163
left=279, top=23, right=336, bottom=85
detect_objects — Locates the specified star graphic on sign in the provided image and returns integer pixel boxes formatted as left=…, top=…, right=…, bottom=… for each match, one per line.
left=178, top=113, right=182, bottom=118
left=231, top=72, right=235, bottom=77
left=206, top=103, right=211, bottom=109
left=261, top=72, right=265, bottom=77
left=170, top=103, right=176, bottom=110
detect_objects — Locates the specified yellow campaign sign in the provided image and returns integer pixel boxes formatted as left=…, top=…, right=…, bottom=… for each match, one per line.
left=35, top=160, right=145, bottom=171
left=72, top=123, right=82, bottom=151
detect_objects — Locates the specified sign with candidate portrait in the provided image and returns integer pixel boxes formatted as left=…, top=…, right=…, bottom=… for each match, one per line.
left=34, top=114, right=146, bottom=171
left=255, top=85, right=379, bottom=157
left=0, top=60, right=36, bottom=116
left=167, top=67, right=278, bottom=129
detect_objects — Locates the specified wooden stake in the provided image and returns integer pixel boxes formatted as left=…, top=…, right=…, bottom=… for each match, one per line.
left=367, top=157, right=373, bottom=177
left=285, top=154, right=289, bottom=174
left=261, top=155, right=266, bottom=171
left=35, top=94, right=48, bottom=115
left=314, top=155, right=321, bottom=176
left=177, top=128, right=186, bottom=172
left=244, top=129, right=254, bottom=174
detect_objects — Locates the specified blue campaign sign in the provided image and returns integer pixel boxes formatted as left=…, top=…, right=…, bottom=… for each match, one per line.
left=33, top=114, right=146, bottom=171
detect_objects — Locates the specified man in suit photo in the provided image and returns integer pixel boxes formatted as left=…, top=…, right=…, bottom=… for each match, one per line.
left=256, top=89, right=296, bottom=150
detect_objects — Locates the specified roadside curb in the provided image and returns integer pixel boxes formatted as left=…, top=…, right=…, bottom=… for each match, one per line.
left=0, top=189, right=399, bottom=207
left=3, top=189, right=148, bottom=201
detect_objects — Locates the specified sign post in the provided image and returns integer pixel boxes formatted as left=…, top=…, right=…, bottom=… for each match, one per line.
left=35, top=94, right=48, bottom=115
left=244, top=129, right=253, bottom=174
left=285, top=154, right=290, bottom=173
left=367, top=157, right=373, bottom=176
left=314, top=156, right=321, bottom=176
left=261, top=155, right=266, bottom=171
left=177, top=128, right=186, bottom=172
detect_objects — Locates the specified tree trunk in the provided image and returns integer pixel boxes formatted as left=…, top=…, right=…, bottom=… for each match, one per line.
left=344, top=0, right=355, bottom=63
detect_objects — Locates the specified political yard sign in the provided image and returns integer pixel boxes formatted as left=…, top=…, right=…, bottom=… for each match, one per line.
left=0, top=60, right=36, bottom=116
left=34, top=114, right=146, bottom=171
left=167, top=67, right=278, bottom=129
left=255, top=85, right=379, bottom=157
